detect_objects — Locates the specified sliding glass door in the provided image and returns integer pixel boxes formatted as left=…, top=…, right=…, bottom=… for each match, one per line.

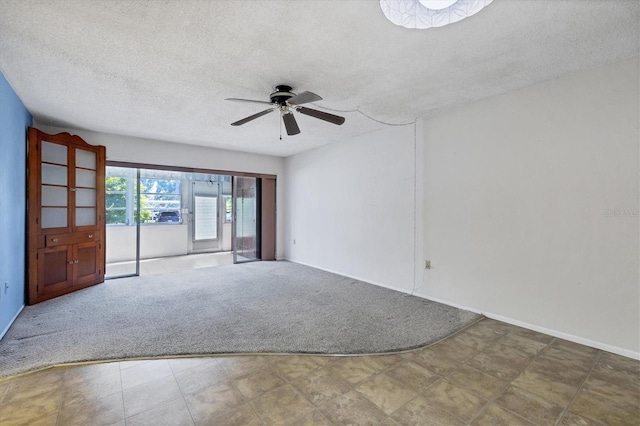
left=233, top=177, right=259, bottom=263
left=105, top=166, right=140, bottom=278
left=105, top=166, right=272, bottom=276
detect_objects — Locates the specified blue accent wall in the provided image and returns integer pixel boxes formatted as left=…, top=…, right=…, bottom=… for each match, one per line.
left=0, top=72, right=31, bottom=338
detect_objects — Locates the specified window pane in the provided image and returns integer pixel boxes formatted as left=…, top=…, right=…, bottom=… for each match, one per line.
left=42, top=164, right=67, bottom=186
left=225, top=196, right=232, bottom=222
left=42, top=141, right=67, bottom=165
left=75, top=148, right=96, bottom=170
left=106, top=193, right=126, bottom=208
left=106, top=208, right=126, bottom=225
left=76, top=169, right=96, bottom=188
left=42, top=207, right=67, bottom=228
left=106, top=176, right=128, bottom=224
left=106, top=176, right=127, bottom=191
left=42, top=185, right=67, bottom=207
left=76, top=188, right=96, bottom=207
left=138, top=177, right=182, bottom=223
left=76, top=207, right=96, bottom=226
left=140, top=178, right=180, bottom=194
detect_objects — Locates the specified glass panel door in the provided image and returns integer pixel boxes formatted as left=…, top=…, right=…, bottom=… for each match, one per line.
left=41, top=141, right=69, bottom=230
left=190, top=180, right=220, bottom=253
left=233, top=176, right=259, bottom=263
left=75, top=148, right=97, bottom=228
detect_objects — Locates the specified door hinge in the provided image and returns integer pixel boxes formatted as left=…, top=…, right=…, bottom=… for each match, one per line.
left=36, top=217, right=39, bottom=224
left=36, top=285, right=39, bottom=292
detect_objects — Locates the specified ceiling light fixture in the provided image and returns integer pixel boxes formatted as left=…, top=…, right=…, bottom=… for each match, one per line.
left=418, top=0, right=457, bottom=9
left=380, top=0, right=493, bottom=29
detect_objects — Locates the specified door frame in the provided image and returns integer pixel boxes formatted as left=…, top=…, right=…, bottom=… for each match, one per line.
left=232, top=176, right=261, bottom=264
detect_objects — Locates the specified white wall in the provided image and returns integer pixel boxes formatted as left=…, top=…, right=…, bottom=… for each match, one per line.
left=419, top=58, right=639, bottom=356
left=34, top=125, right=286, bottom=259
left=106, top=225, right=189, bottom=263
left=284, top=125, right=416, bottom=291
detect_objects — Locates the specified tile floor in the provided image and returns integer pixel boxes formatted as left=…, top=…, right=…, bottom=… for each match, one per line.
left=106, top=252, right=234, bottom=278
left=0, top=318, right=638, bottom=425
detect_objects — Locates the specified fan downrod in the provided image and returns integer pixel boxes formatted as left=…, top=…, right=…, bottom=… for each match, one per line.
left=270, top=85, right=295, bottom=105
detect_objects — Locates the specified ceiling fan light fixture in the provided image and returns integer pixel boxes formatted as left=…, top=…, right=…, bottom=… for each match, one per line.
left=380, top=0, right=493, bottom=29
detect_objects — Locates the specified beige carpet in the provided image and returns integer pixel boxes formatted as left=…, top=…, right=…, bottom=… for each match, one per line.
left=0, top=261, right=480, bottom=378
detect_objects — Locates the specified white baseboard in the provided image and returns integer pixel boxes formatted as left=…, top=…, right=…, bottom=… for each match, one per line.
left=283, top=258, right=414, bottom=295
left=414, top=293, right=485, bottom=315
left=0, top=304, right=24, bottom=340
left=283, top=258, right=640, bottom=360
left=483, top=311, right=640, bottom=360
left=415, top=294, right=640, bottom=360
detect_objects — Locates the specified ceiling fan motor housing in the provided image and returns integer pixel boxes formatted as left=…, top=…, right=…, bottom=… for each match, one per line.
left=270, top=85, right=295, bottom=105
left=227, top=85, right=344, bottom=135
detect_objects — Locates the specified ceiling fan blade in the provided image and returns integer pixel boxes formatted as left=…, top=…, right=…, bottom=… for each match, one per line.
left=297, top=107, right=345, bottom=125
left=282, top=112, right=301, bottom=135
left=287, top=91, right=322, bottom=106
left=225, top=98, right=275, bottom=106
left=231, top=108, right=275, bottom=126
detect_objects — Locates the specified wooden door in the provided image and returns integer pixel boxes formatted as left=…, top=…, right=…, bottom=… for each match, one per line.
left=260, top=177, right=276, bottom=261
left=27, top=128, right=106, bottom=304
left=37, top=245, right=73, bottom=296
left=75, top=241, right=101, bottom=285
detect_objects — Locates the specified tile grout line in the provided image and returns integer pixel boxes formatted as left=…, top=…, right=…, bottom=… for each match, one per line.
left=227, top=372, right=267, bottom=425
left=165, top=355, right=340, bottom=425
left=118, top=361, right=127, bottom=426
left=383, top=333, right=499, bottom=425
left=387, top=357, right=459, bottom=422
left=350, top=360, right=414, bottom=420
left=391, top=377, right=469, bottom=425
left=554, top=349, right=603, bottom=426
left=0, top=383, right=8, bottom=404
left=55, top=369, right=71, bottom=426
left=211, top=355, right=305, bottom=424
left=168, top=359, right=199, bottom=426
left=275, top=355, right=399, bottom=423
left=464, top=332, right=556, bottom=425
left=271, top=355, right=335, bottom=422
left=458, top=336, right=516, bottom=425
left=401, top=329, right=500, bottom=424
left=443, top=327, right=522, bottom=424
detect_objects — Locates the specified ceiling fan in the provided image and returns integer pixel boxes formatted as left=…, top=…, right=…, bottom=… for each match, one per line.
left=225, top=85, right=345, bottom=136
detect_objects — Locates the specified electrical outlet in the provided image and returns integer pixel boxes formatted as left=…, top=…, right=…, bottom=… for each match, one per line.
left=293, top=239, right=296, bottom=245
left=425, top=260, right=431, bottom=269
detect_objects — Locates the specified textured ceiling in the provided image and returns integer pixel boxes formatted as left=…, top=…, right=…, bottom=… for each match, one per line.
left=0, top=0, right=638, bottom=157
